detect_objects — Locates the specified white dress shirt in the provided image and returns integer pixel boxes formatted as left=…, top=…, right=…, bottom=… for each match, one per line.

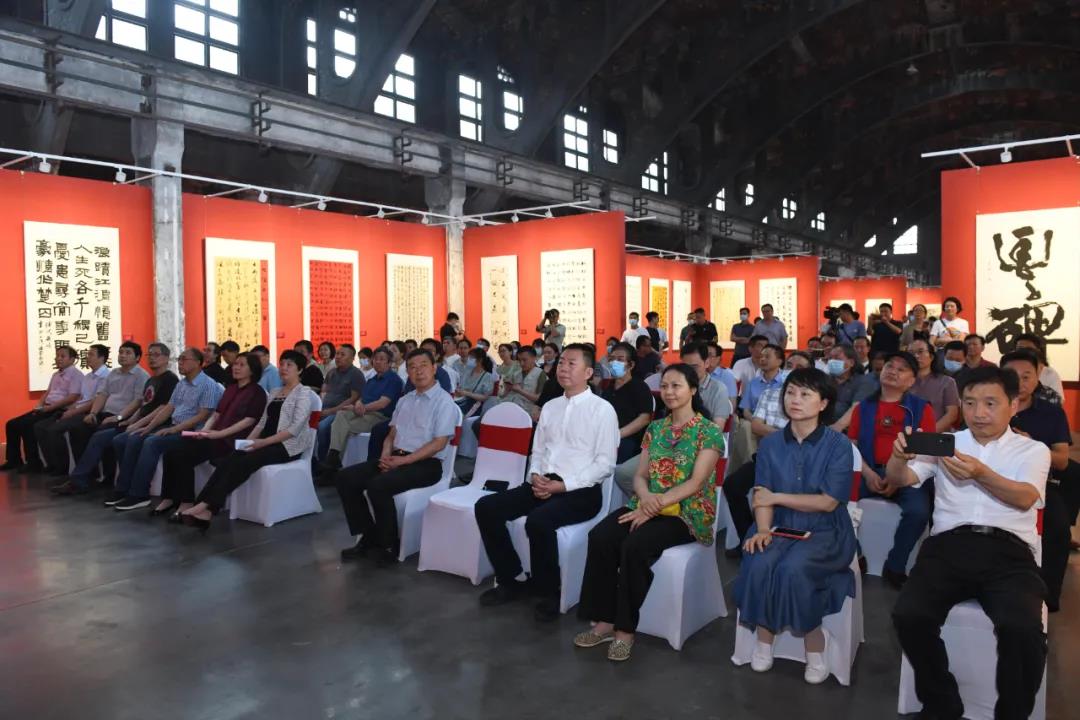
left=732, top=357, right=760, bottom=392
left=906, top=427, right=1050, bottom=554
left=620, top=326, right=649, bottom=345
left=528, top=388, right=619, bottom=492
left=79, top=365, right=111, bottom=403
left=390, top=384, right=460, bottom=462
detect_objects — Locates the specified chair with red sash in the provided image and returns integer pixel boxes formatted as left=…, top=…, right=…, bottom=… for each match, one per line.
left=417, top=403, right=532, bottom=583
left=457, top=380, right=500, bottom=460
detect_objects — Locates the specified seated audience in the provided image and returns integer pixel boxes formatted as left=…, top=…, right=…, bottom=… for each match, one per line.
left=442, top=336, right=462, bottom=378
left=294, top=340, right=325, bottom=389
left=454, top=347, right=495, bottom=416
left=540, top=342, right=561, bottom=377
left=251, top=344, right=283, bottom=394
left=575, top=364, right=724, bottom=662
left=152, top=352, right=267, bottom=517
left=600, top=342, right=653, bottom=466
left=318, top=347, right=403, bottom=476
left=336, top=349, right=458, bottom=566
left=357, top=347, right=375, bottom=380
left=54, top=343, right=176, bottom=494
left=869, top=351, right=886, bottom=376
left=869, top=302, right=902, bottom=357
left=942, top=340, right=967, bottom=381
left=848, top=351, right=936, bottom=588
left=929, top=296, right=969, bottom=348
left=739, top=344, right=784, bottom=420
left=36, top=343, right=111, bottom=474
left=900, top=304, right=930, bottom=350
left=644, top=311, right=669, bottom=352
left=178, top=350, right=316, bottom=531
left=620, top=312, right=649, bottom=346
left=852, top=335, right=871, bottom=372
left=498, top=345, right=545, bottom=418
left=475, top=344, right=618, bottom=622
left=680, top=343, right=730, bottom=424
left=1015, top=333, right=1065, bottom=400
left=105, top=347, right=223, bottom=511
left=316, top=344, right=366, bottom=460
left=631, top=335, right=663, bottom=380
left=888, top=366, right=1049, bottom=720
left=825, top=345, right=880, bottom=432
left=2, top=345, right=83, bottom=472
left=908, top=338, right=960, bottom=431
left=705, top=342, right=739, bottom=413
left=201, top=341, right=229, bottom=385
left=733, top=336, right=769, bottom=392
left=315, top=341, right=336, bottom=377
left=217, top=341, right=240, bottom=384
left=733, top=368, right=856, bottom=684
left=482, top=343, right=522, bottom=413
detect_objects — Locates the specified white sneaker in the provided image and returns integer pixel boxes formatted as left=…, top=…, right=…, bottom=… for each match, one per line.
left=804, top=651, right=829, bottom=684
left=750, top=641, right=774, bottom=672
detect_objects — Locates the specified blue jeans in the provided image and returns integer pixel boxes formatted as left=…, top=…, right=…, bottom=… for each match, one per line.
left=316, top=413, right=336, bottom=461
left=70, top=427, right=121, bottom=488
left=860, top=473, right=931, bottom=574
left=113, top=431, right=185, bottom=498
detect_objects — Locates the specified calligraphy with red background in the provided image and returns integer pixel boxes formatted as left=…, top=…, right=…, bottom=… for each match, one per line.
left=308, top=259, right=354, bottom=346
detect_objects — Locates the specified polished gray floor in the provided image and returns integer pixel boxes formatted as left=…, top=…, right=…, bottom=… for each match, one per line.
left=1, top=467, right=1077, bottom=720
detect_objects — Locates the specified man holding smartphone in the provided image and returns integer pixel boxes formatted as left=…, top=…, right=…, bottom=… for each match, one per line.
left=886, top=366, right=1049, bottom=720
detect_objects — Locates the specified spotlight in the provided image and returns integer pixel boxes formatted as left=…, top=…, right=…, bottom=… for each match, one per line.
left=1000, top=147, right=1012, bottom=163
left=376, top=207, right=385, bottom=219
left=37, top=157, right=52, bottom=174
left=421, top=215, right=431, bottom=225
left=114, top=168, right=127, bottom=183
left=478, top=218, right=487, bottom=226
left=544, top=208, right=554, bottom=218
left=511, top=213, right=519, bottom=223
left=257, top=190, right=268, bottom=203
left=906, top=62, right=918, bottom=76
left=316, top=199, right=327, bottom=211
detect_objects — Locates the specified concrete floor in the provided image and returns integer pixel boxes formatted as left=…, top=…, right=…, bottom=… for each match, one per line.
left=1, top=467, right=1078, bottom=720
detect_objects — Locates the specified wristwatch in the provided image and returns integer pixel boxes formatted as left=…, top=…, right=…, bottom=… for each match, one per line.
left=115, top=415, right=124, bottom=422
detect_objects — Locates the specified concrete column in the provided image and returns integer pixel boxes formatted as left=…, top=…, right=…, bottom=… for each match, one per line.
left=425, top=151, right=467, bottom=330
left=132, top=119, right=185, bottom=359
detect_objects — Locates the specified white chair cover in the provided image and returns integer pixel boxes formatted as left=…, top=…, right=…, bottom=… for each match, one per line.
left=457, top=416, right=481, bottom=459
left=856, top=497, right=924, bottom=576
left=417, top=403, right=532, bottom=583
left=644, top=373, right=661, bottom=393
left=342, top=431, right=372, bottom=467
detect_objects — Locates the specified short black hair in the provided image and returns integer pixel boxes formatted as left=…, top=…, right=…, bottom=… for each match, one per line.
left=186, top=346, right=205, bottom=365
left=852, top=335, right=869, bottom=346
left=739, top=307, right=750, bottom=315
left=250, top=344, right=270, bottom=355
left=392, top=340, right=408, bottom=355
left=236, top=351, right=263, bottom=382
left=693, top=307, right=706, bottom=314
left=220, top=340, right=240, bottom=354
left=628, top=311, right=640, bottom=318
left=635, top=335, right=652, bottom=349
left=517, top=346, right=537, bottom=359
left=339, top=343, right=356, bottom=356
left=780, top=367, right=837, bottom=422
left=56, top=345, right=77, bottom=360
left=879, top=302, right=892, bottom=311
left=446, top=312, right=459, bottom=321
left=359, top=347, right=373, bottom=358
left=205, top=342, right=221, bottom=358
left=372, top=347, right=392, bottom=363
left=610, top=342, right=637, bottom=364
left=318, top=341, right=336, bottom=357
left=279, top=349, right=308, bottom=370
left=706, top=341, right=723, bottom=358
left=680, top=341, right=708, bottom=363
left=406, top=348, right=435, bottom=366
left=645, top=311, right=659, bottom=322
left=148, top=342, right=170, bottom=358
left=944, top=341, right=966, bottom=354
left=943, top=296, right=963, bottom=313
left=1014, top=333, right=1044, bottom=350
left=838, top=303, right=853, bottom=313
left=749, top=334, right=769, bottom=345
left=786, top=350, right=813, bottom=368
left=562, top=342, right=595, bottom=368
left=963, top=366, right=1019, bottom=401
left=89, top=343, right=110, bottom=362
left=1000, top=349, right=1040, bottom=373
left=761, top=343, right=785, bottom=360
left=964, top=333, right=986, bottom=345
left=294, top=339, right=314, bottom=354
left=119, top=340, right=142, bottom=359
left=761, top=303, right=774, bottom=311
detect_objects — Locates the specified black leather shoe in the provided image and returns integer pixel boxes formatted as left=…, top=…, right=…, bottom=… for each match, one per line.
left=50, top=480, right=86, bottom=496
left=882, top=567, right=908, bottom=590
left=533, top=597, right=560, bottom=623
left=479, top=581, right=527, bottom=607
left=373, top=548, right=398, bottom=568
left=340, top=538, right=372, bottom=562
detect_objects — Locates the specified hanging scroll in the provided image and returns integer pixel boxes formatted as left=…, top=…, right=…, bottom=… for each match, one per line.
left=541, top=248, right=595, bottom=345
left=204, top=238, right=277, bottom=358
left=649, top=278, right=670, bottom=333
left=386, top=253, right=434, bottom=342
left=24, top=221, right=122, bottom=391
left=481, top=255, right=519, bottom=346
left=710, top=280, right=745, bottom=349
left=302, top=246, right=359, bottom=349
left=672, top=280, right=692, bottom=350
left=975, top=207, right=1080, bottom=381
left=625, top=275, right=643, bottom=320
left=759, top=277, right=799, bottom=349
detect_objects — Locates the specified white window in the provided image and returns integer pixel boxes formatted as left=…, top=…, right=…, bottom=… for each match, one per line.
left=305, top=18, right=317, bottom=95
left=374, top=54, right=416, bottom=123
left=744, top=183, right=755, bottom=206
left=762, top=216, right=769, bottom=224
left=641, top=151, right=668, bottom=195
left=95, top=0, right=148, bottom=51
left=811, top=211, right=826, bottom=231
left=602, top=129, right=619, bottom=164
left=497, top=67, right=523, bottom=131
left=562, top=109, right=589, bottom=172
left=713, top=188, right=726, bottom=212
left=864, top=234, right=877, bottom=248
left=781, top=197, right=797, bottom=220
left=894, top=224, right=918, bottom=255
left=173, top=0, right=239, bottom=74
left=459, top=74, right=483, bottom=142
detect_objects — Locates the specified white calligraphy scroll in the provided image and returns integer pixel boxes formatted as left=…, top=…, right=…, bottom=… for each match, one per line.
left=541, top=248, right=595, bottom=345
left=672, top=280, right=692, bottom=350
left=975, top=207, right=1080, bottom=381
left=481, top=255, right=520, bottom=347
left=204, top=237, right=277, bottom=360
left=24, top=221, right=122, bottom=391
left=625, top=275, right=642, bottom=320
left=759, top=277, right=799, bottom=349
left=710, top=280, right=745, bottom=349
left=865, top=298, right=892, bottom=324
left=302, top=246, right=360, bottom=349
left=386, top=253, right=435, bottom=343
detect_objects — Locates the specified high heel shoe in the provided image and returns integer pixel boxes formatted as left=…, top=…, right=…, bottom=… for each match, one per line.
left=149, top=503, right=175, bottom=517
left=182, top=514, right=211, bottom=533
left=167, top=510, right=185, bottom=524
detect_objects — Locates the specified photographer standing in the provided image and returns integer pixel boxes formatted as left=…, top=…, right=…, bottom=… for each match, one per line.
left=832, top=304, right=866, bottom=347
left=536, top=309, right=566, bottom=350
left=869, top=302, right=902, bottom=356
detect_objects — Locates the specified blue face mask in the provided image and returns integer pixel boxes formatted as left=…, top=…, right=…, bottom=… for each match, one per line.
left=943, top=359, right=963, bottom=374
left=826, top=359, right=847, bottom=376
left=609, top=360, right=627, bottom=378
left=465, top=359, right=477, bottom=370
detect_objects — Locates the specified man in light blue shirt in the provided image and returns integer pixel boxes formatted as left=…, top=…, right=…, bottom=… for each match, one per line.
left=252, top=344, right=283, bottom=394
left=739, top=344, right=785, bottom=419
left=834, top=304, right=867, bottom=347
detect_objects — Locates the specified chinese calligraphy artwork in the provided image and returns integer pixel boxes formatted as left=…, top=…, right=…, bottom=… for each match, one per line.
left=865, top=298, right=892, bottom=322
left=204, top=237, right=277, bottom=359
left=710, top=280, right=745, bottom=349
left=976, top=207, right=1079, bottom=381
left=480, top=255, right=519, bottom=347
left=386, top=253, right=434, bottom=342
left=649, top=278, right=670, bottom=333
left=829, top=298, right=856, bottom=312
left=302, top=246, right=359, bottom=349
left=759, top=277, right=799, bottom=349
left=672, top=280, right=692, bottom=350
left=24, top=221, right=122, bottom=391
left=540, top=248, right=594, bottom=344
left=625, top=275, right=643, bottom=319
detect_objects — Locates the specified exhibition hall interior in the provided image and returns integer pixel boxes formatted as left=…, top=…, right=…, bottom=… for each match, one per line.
left=1, top=2, right=1079, bottom=719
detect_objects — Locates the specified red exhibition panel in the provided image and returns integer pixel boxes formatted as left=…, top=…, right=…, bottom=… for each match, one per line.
left=624, top=254, right=698, bottom=362
left=309, top=259, right=355, bottom=347
left=906, top=287, right=944, bottom=314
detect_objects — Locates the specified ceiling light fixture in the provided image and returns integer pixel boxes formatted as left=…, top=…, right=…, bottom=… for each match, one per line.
left=1000, top=147, right=1013, bottom=163
left=257, top=189, right=268, bottom=203
left=906, top=62, right=918, bottom=76
left=316, top=199, right=327, bottom=211
left=511, top=213, right=519, bottom=223
left=544, top=208, right=554, bottom=218
left=421, top=215, right=431, bottom=225
left=114, top=168, right=127, bottom=183
left=376, top=207, right=386, bottom=219
left=37, top=157, right=52, bottom=174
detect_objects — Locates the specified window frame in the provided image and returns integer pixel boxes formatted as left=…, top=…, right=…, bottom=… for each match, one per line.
left=374, top=53, right=417, bottom=123
left=458, top=73, right=484, bottom=142
left=562, top=108, right=590, bottom=172
left=172, top=0, right=240, bottom=75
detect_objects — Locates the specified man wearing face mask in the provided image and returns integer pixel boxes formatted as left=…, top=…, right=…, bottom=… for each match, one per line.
left=621, top=312, right=649, bottom=346
left=825, top=345, right=879, bottom=432
left=730, top=307, right=755, bottom=365
left=679, top=312, right=696, bottom=350
left=942, top=340, right=967, bottom=381
left=601, top=343, right=654, bottom=467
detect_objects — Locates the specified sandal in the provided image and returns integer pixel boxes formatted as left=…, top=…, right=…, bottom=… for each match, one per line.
left=606, top=639, right=633, bottom=662
left=573, top=629, right=614, bottom=648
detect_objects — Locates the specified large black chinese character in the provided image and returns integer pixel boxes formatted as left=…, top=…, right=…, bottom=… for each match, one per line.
left=993, top=226, right=1051, bottom=301
left=985, top=301, right=1067, bottom=354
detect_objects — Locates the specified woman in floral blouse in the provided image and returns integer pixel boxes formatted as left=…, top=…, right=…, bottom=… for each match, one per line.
left=574, top=364, right=725, bottom=662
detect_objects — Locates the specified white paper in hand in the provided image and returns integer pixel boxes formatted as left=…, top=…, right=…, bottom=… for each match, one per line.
left=234, top=439, right=255, bottom=450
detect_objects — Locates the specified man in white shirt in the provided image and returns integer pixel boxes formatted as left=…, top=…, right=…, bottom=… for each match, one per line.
left=644, top=311, right=669, bottom=352
left=475, top=343, right=619, bottom=622
left=886, top=366, right=1050, bottom=720
left=620, top=312, right=649, bottom=346
left=35, top=343, right=111, bottom=474
left=732, top=334, right=767, bottom=395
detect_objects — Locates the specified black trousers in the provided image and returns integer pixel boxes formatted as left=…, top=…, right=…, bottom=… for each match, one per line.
left=35, top=414, right=90, bottom=472
left=195, top=444, right=294, bottom=512
left=335, top=458, right=442, bottom=550
left=474, top=481, right=602, bottom=597
left=722, top=457, right=757, bottom=543
left=161, top=438, right=227, bottom=503
left=65, top=414, right=110, bottom=469
left=4, top=410, right=59, bottom=465
left=893, top=531, right=1047, bottom=720
left=578, top=508, right=695, bottom=632
left=1040, top=481, right=1074, bottom=611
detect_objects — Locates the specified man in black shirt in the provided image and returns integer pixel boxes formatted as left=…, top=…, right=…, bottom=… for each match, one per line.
left=686, top=307, right=719, bottom=345
left=294, top=339, right=325, bottom=389
left=631, top=335, right=662, bottom=380
left=201, top=342, right=228, bottom=385
left=869, top=302, right=902, bottom=357
left=600, top=342, right=654, bottom=468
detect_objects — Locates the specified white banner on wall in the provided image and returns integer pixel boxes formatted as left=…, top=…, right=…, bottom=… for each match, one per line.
left=625, top=275, right=642, bottom=320
left=975, top=207, right=1080, bottom=381
left=480, top=255, right=520, bottom=347
left=386, top=253, right=435, bottom=343
left=759, top=277, right=799, bottom=350
left=541, top=248, right=595, bottom=345
left=672, top=280, right=692, bottom=350
left=24, top=221, right=123, bottom=391
left=710, top=280, right=745, bottom=349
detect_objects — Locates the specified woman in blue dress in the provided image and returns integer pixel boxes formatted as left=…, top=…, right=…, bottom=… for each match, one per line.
left=732, top=367, right=857, bottom=684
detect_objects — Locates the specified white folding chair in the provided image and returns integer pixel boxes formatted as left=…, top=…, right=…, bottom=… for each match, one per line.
left=228, top=392, right=324, bottom=527
left=342, top=432, right=371, bottom=467
left=855, top=500, right=925, bottom=576
left=457, top=416, right=481, bottom=459
left=394, top=407, right=464, bottom=561
left=417, top=403, right=533, bottom=583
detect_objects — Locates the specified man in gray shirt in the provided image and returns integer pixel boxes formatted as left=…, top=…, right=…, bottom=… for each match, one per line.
left=317, top=344, right=366, bottom=460
left=752, top=303, right=789, bottom=349
left=336, top=348, right=459, bottom=567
